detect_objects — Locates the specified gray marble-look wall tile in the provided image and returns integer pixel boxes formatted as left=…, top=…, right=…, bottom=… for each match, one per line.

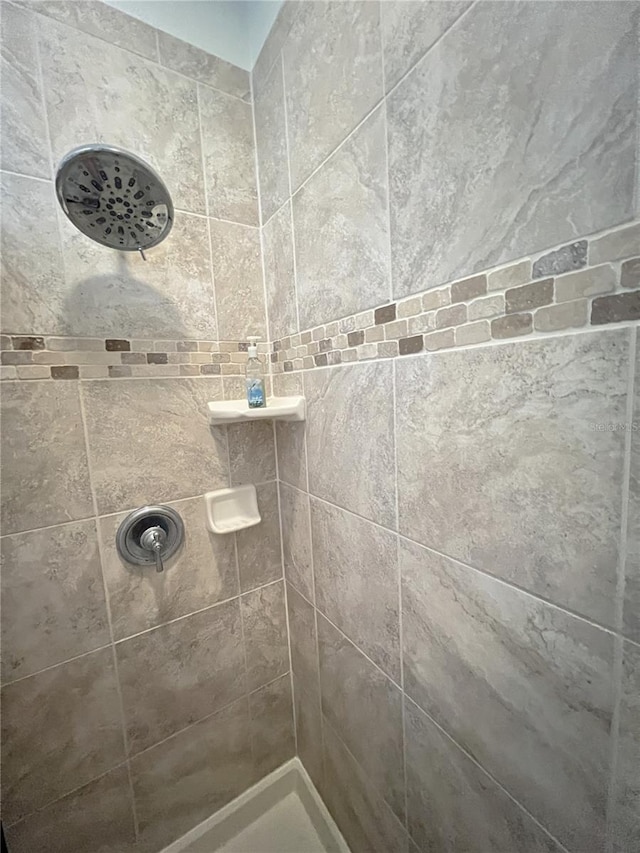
left=286, top=582, right=318, bottom=689
left=311, top=497, right=400, bottom=681
left=157, top=31, right=250, bottom=100
left=39, top=17, right=205, bottom=215
left=387, top=1, right=637, bottom=297
left=199, top=85, right=258, bottom=225
left=320, top=719, right=409, bottom=853
left=0, top=5, right=49, bottom=178
left=396, top=331, right=629, bottom=627
left=99, top=496, right=238, bottom=641
left=293, top=106, right=389, bottom=329
left=624, top=342, right=640, bottom=641
left=400, top=537, right=614, bottom=851
left=404, top=698, right=562, bottom=853
left=254, top=54, right=290, bottom=224
left=610, top=641, right=640, bottom=853
left=22, top=0, right=158, bottom=60
left=280, top=483, right=314, bottom=602
left=381, top=0, right=472, bottom=92
left=293, top=671, right=323, bottom=789
left=1, top=647, right=126, bottom=824
left=283, top=0, right=383, bottom=190
left=1, top=173, right=66, bottom=336
left=82, top=377, right=228, bottom=515
left=263, top=201, right=298, bottom=340
left=317, top=614, right=405, bottom=822
left=0, top=380, right=93, bottom=536
left=235, top=481, right=282, bottom=592
left=59, top=205, right=217, bottom=340
left=241, top=580, right=289, bottom=691
left=228, top=421, right=276, bottom=486
left=274, top=373, right=308, bottom=491
left=306, top=362, right=396, bottom=528
left=1, top=520, right=109, bottom=683
left=253, top=0, right=300, bottom=87
left=209, top=219, right=267, bottom=340
left=249, top=673, right=295, bottom=777
left=131, top=697, right=255, bottom=852
left=4, top=765, right=137, bottom=853
left=116, top=600, right=245, bottom=755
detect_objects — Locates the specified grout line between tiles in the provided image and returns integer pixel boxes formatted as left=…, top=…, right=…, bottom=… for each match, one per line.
left=402, top=693, right=572, bottom=853
left=76, top=382, right=141, bottom=839
left=604, top=324, right=637, bottom=850
left=280, top=483, right=631, bottom=643
left=280, top=51, right=302, bottom=338
left=249, top=58, right=271, bottom=347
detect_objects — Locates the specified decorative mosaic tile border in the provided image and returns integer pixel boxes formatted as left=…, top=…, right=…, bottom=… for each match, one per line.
left=270, top=221, right=640, bottom=373
left=0, top=338, right=270, bottom=381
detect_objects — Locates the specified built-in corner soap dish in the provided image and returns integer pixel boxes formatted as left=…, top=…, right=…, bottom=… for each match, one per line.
left=207, top=396, right=305, bottom=426
left=205, top=485, right=261, bottom=534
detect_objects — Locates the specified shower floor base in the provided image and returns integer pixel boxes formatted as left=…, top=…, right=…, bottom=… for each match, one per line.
left=160, top=759, right=350, bottom=853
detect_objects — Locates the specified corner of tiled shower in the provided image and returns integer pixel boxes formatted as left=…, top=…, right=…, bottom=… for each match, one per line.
left=1, top=1, right=639, bottom=853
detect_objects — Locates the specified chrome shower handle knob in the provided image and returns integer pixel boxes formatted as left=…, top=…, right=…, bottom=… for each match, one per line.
left=115, top=505, right=184, bottom=573
left=140, top=526, right=168, bottom=572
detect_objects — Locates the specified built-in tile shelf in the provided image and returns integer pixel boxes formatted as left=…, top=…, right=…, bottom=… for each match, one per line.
left=207, top=396, right=306, bottom=426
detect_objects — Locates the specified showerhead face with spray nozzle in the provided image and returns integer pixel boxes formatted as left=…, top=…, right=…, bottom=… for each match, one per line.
left=55, top=144, right=174, bottom=257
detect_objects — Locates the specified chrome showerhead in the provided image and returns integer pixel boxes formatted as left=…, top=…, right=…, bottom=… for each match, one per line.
left=55, top=144, right=174, bottom=259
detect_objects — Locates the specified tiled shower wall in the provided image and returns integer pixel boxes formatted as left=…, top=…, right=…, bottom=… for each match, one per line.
left=1, top=3, right=293, bottom=851
left=252, top=2, right=640, bottom=853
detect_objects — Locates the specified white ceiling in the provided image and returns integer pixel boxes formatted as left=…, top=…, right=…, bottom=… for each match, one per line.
left=106, top=0, right=282, bottom=70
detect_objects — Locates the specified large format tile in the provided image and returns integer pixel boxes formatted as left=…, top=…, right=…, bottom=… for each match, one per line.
left=0, top=4, right=49, bottom=178
left=228, top=421, right=276, bottom=486
left=400, top=537, right=614, bottom=851
left=387, top=1, right=637, bottom=296
left=249, top=673, right=295, bottom=777
left=39, top=17, right=205, bottom=214
left=199, top=85, right=258, bottom=225
left=610, top=641, right=640, bottom=853
left=1, top=648, right=125, bottom=824
left=59, top=210, right=217, bottom=340
left=23, top=0, right=158, bottom=60
left=1, top=520, right=109, bottom=682
left=624, top=343, right=640, bottom=640
left=287, top=584, right=323, bottom=784
left=395, top=331, right=629, bottom=626
left=253, top=0, right=300, bottom=87
left=281, top=483, right=314, bottom=602
left=317, top=615, right=405, bottom=821
left=286, top=582, right=318, bottom=689
left=82, top=377, right=228, bottom=515
left=4, top=766, right=137, bottom=853
left=116, top=601, right=245, bottom=755
left=275, top=374, right=308, bottom=491
left=306, top=363, right=396, bottom=528
left=254, top=55, right=290, bottom=224
left=99, top=496, right=238, bottom=641
left=0, top=173, right=66, bottom=336
left=209, top=220, right=266, bottom=340
left=311, top=498, right=400, bottom=681
left=320, top=722, right=409, bottom=853
left=241, top=581, right=289, bottom=691
left=293, top=107, right=389, bottom=329
left=131, top=697, right=255, bottom=852
left=0, top=381, right=93, bottom=535
left=404, top=699, right=562, bottom=853
left=381, top=0, right=472, bottom=91
left=293, top=671, right=323, bottom=789
left=283, top=0, right=383, bottom=189
left=235, top=481, right=282, bottom=592
left=157, top=31, right=250, bottom=99
left=263, top=201, right=298, bottom=340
